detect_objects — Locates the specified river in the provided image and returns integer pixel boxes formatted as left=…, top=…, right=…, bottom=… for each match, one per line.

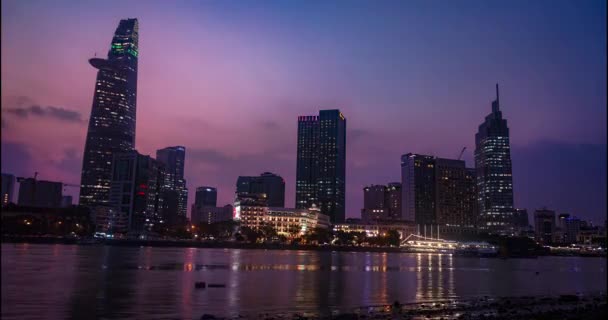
left=1, top=244, right=606, bottom=319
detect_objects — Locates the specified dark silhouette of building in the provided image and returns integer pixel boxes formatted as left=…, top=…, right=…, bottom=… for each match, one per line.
left=191, top=204, right=233, bottom=225
left=109, top=151, right=165, bottom=235
left=386, top=182, right=402, bottom=220
left=195, top=186, right=217, bottom=208
left=156, top=146, right=188, bottom=226
left=236, top=172, right=285, bottom=207
left=296, top=110, right=346, bottom=223
left=361, top=183, right=402, bottom=222
left=514, top=208, right=529, bottom=228
left=401, top=154, right=477, bottom=228
left=475, top=84, right=515, bottom=232
left=434, top=159, right=478, bottom=228
left=61, top=196, right=73, bottom=208
left=401, top=153, right=436, bottom=224
left=17, top=178, right=63, bottom=208
left=1, top=173, right=15, bottom=206
left=534, top=208, right=556, bottom=244
left=80, top=18, right=139, bottom=208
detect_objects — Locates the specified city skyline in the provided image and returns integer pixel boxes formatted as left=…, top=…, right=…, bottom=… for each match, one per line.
left=1, top=0, right=606, bottom=223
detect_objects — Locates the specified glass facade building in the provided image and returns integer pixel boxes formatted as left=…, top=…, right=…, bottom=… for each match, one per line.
left=474, top=84, right=515, bottom=232
left=80, top=19, right=139, bottom=207
left=296, top=110, right=346, bottom=223
left=156, top=146, right=188, bottom=226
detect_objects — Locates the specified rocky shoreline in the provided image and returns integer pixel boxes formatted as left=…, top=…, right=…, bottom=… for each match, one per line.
left=198, top=293, right=607, bottom=320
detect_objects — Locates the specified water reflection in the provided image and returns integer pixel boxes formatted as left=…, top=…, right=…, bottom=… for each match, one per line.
left=1, top=244, right=605, bottom=319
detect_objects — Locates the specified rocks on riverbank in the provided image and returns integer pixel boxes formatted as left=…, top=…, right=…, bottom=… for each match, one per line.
left=198, top=293, right=607, bottom=320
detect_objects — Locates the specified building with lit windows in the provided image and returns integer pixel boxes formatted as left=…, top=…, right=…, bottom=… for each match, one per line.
left=401, top=153, right=436, bottom=224
left=361, top=183, right=403, bottom=222
left=401, top=154, right=478, bottom=232
left=474, top=84, right=515, bottom=232
left=156, top=146, right=188, bottom=226
left=296, top=110, right=346, bottom=223
left=93, top=206, right=129, bottom=236
left=333, top=220, right=416, bottom=239
left=434, top=159, right=478, bottom=228
left=108, top=150, right=165, bottom=236
left=235, top=203, right=330, bottom=236
left=80, top=18, right=139, bottom=208
left=1, top=173, right=15, bottom=206
left=236, top=172, right=285, bottom=207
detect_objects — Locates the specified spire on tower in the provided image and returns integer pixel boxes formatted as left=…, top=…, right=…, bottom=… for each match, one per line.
left=492, top=83, right=500, bottom=113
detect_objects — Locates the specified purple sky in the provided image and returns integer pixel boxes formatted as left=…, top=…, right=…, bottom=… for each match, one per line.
left=1, top=0, right=606, bottom=224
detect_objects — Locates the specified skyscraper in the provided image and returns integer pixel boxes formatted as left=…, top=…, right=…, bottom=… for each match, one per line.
left=475, top=84, right=515, bottom=232
left=109, top=151, right=165, bottom=234
left=236, top=172, right=285, bottom=207
left=434, top=159, right=478, bottom=228
left=296, top=110, right=346, bottom=223
left=401, top=153, right=436, bottom=224
left=80, top=19, right=139, bottom=207
left=156, top=146, right=188, bottom=225
left=401, top=154, right=477, bottom=228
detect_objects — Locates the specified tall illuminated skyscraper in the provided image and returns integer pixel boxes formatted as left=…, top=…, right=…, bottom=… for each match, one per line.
left=475, top=84, right=515, bottom=232
left=80, top=18, right=139, bottom=207
left=296, top=110, right=346, bottom=223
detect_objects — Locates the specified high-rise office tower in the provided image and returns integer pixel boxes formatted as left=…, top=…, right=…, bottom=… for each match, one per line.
left=475, top=84, right=515, bottom=232
left=401, top=153, right=436, bottom=224
left=401, top=154, right=477, bottom=228
left=109, top=151, right=165, bottom=234
left=236, top=172, right=285, bottom=207
left=195, top=186, right=217, bottom=208
left=295, top=115, right=319, bottom=210
left=80, top=19, right=139, bottom=207
left=296, top=110, right=346, bottom=223
left=156, top=146, right=188, bottom=225
left=1, top=173, right=15, bottom=206
left=434, top=159, right=478, bottom=228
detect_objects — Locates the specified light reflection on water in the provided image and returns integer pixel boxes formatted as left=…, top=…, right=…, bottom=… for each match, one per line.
left=1, top=244, right=606, bottom=320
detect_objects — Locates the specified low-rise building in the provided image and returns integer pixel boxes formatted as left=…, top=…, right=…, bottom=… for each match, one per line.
left=191, top=204, right=233, bottom=225
left=236, top=203, right=330, bottom=236
left=92, top=206, right=129, bottom=237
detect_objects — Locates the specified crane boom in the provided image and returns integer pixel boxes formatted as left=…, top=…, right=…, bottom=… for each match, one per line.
left=457, top=147, right=466, bottom=160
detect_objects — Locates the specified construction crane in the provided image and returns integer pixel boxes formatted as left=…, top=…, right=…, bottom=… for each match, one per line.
left=457, top=147, right=466, bottom=160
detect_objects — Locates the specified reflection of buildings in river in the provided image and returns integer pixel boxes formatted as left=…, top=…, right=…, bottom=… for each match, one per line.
left=415, top=253, right=455, bottom=302
left=68, top=246, right=138, bottom=319
left=228, top=249, right=241, bottom=313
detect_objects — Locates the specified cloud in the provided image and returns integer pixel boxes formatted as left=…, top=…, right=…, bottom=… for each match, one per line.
left=4, top=105, right=84, bottom=123
left=261, top=121, right=280, bottom=130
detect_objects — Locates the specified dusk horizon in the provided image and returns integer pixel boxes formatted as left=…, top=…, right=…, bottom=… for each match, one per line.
left=2, top=0, right=606, bottom=224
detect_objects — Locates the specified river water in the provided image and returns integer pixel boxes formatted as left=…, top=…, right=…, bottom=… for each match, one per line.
left=1, top=244, right=606, bottom=319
